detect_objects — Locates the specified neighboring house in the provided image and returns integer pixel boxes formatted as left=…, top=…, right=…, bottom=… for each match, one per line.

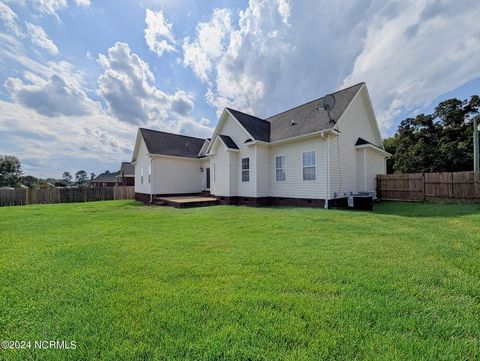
left=116, top=162, right=135, bottom=186
left=91, top=171, right=120, bottom=187
left=132, top=83, right=390, bottom=207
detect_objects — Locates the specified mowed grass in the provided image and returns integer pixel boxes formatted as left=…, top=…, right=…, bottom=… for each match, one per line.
left=1, top=201, right=480, bottom=360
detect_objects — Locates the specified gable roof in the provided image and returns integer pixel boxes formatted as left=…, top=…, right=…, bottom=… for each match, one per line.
left=120, top=162, right=134, bottom=176
left=226, top=108, right=270, bottom=142
left=93, top=171, right=120, bottom=183
left=139, top=128, right=206, bottom=158
left=267, top=83, right=364, bottom=142
left=355, top=137, right=378, bottom=147
left=355, top=137, right=391, bottom=156
left=218, top=134, right=239, bottom=149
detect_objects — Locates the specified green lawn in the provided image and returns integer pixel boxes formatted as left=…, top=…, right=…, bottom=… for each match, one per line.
left=1, top=201, right=480, bottom=360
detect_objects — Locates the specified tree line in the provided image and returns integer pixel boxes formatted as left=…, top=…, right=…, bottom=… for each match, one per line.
left=0, top=156, right=98, bottom=188
left=384, top=95, right=479, bottom=174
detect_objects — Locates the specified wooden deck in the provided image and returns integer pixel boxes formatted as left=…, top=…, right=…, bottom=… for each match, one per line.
left=155, top=195, right=219, bottom=208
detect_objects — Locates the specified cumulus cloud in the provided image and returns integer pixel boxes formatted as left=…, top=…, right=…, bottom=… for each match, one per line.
left=5, top=74, right=98, bottom=116
left=0, top=2, right=23, bottom=37
left=182, top=8, right=232, bottom=82
left=342, top=0, right=480, bottom=132
left=96, top=42, right=212, bottom=137
left=184, top=0, right=480, bottom=135
left=0, top=99, right=134, bottom=178
left=26, top=22, right=59, bottom=54
left=144, top=9, right=176, bottom=57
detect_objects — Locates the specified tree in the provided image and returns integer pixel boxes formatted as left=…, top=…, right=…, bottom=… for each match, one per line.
left=75, top=170, right=88, bottom=186
left=62, top=171, right=72, bottom=185
left=386, top=95, right=479, bottom=173
left=20, top=175, right=38, bottom=188
left=0, top=155, right=22, bottom=187
left=90, top=172, right=96, bottom=181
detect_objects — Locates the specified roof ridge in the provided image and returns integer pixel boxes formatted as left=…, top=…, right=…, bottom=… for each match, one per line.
left=139, top=127, right=206, bottom=141
left=226, top=107, right=267, bottom=122
left=266, top=82, right=364, bottom=121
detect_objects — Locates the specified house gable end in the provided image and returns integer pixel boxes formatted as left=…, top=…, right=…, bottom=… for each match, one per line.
left=207, top=109, right=254, bottom=153
left=335, top=84, right=383, bottom=148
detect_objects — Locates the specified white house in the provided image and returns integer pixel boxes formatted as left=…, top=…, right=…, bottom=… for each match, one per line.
left=131, top=82, right=390, bottom=207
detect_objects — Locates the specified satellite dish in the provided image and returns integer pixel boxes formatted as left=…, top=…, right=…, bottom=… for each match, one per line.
left=322, top=94, right=336, bottom=123
left=323, top=94, right=335, bottom=111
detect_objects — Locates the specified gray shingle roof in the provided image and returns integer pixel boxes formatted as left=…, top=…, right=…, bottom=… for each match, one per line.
left=218, top=135, right=239, bottom=149
left=226, top=108, right=270, bottom=142
left=140, top=128, right=206, bottom=158
left=355, top=137, right=384, bottom=150
left=267, top=83, right=364, bottom=142
left=93, top=171, right=120, bottom=183
left=120, top=162, right=134, bottom=176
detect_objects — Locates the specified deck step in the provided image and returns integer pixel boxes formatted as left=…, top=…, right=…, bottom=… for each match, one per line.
left=154, top=196, right=218, bottom=208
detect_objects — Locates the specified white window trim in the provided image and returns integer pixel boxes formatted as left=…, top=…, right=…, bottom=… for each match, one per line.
left=241, top=157, right=250, bottom=182
left=148, top=165, right=151, bottom=184
left=275, top=154, right=286, bottom=182
left=302, top=150, right=317, bottom=181
left=141, top=167, right=144, bottom=184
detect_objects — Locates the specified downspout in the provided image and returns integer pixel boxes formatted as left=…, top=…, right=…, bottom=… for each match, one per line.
left=323, top=133, right=330, bottom=209
left=149, top=157, right=154, bottom=204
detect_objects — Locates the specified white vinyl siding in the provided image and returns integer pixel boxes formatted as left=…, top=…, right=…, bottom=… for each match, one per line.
left=210, top=140, right=230, bottom=196
left=150, top=156, right=203, bottom=194
left=359, top=147, right=386, bottom=193
left=302, top=151, right=316, bottom=181
left=148, top=165, right=151, bottom=183
left=275, top=155, right=286, bottom=181
left=269, top=135, right=327, bottom=199
left=211, top=112, right=256, bottom=197
left=255, top=144, right=270, bottom=197
left=134, top=137, right=151, bottom=194
left=329, top=86, right=386, bottom=198
left=241, top=158, right=249, bottom=182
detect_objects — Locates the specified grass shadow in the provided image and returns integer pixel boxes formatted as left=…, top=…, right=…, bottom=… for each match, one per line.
left=373, top=201, right=480, bottom=218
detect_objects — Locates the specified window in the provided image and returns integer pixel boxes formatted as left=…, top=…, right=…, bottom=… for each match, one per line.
left=141, top=168, right=144, bottom=184
left=148, top=165, right=151, bottom=183
left=241, top=157, right=250, bottom=182
left=302, top=151, right=316, bottom=181
left=275, top=155, right=286, bottom=181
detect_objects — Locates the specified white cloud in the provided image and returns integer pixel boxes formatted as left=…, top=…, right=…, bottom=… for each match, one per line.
left=25, top=22, right=59, bottom=54
left=97, top=42, right=212, bottom=137
left=0, top=2, right=23, bottom=37
left=277, top=0, right=291, bottom=26
left=184, top=0, right=298, bottom=116
left=0, top=99, right=134, bottom=178
left=5, top=73, right=98, bottom=116
left=72, top=0, right=90, bottom=6
left=182, top=8, right=232, bottom=82
left=342, top=0, right=480, bottom=132
left=31, top=0, right=67, bottom=18
left=183, top=0, right=480, bottom=135
left=144, top=9, right=176, bottom=57
left=14, top=0, right=89, bottom=18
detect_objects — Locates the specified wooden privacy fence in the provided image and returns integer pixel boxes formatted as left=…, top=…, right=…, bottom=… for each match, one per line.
left=0, top=186, right=135, bottom=207
left=377, top=171, right=480, bottom=202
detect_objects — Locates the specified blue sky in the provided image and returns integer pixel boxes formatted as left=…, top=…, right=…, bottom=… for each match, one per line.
left=0, top=0, right=479, bottom=178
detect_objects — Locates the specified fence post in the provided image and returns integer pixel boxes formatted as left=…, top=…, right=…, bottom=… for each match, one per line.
left=422, top=173, right=426, bottom=201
